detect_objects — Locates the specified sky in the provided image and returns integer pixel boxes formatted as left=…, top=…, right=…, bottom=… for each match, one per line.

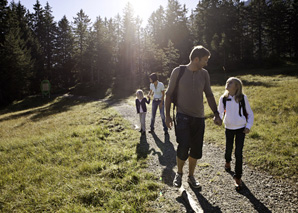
left=8, top=0, right=199, bottom=27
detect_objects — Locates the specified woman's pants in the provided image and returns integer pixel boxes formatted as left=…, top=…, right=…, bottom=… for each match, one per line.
left=150, top=100, right=168, bottom=132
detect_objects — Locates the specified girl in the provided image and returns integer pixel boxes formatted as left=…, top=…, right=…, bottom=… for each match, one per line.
left=218, top=77, right=254, bottom=190
left=135, top=89, right=150, bottom=135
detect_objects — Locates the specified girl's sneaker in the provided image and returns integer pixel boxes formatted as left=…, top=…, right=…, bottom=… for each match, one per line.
left=234, top=177, right=243, bottom=191
left=225, top=162, right=231, bottom=172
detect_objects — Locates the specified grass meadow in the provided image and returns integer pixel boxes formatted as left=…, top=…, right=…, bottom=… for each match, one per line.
left=0, top=97, right=161, bottom=212
left=0, top=65, right=297, bottom=212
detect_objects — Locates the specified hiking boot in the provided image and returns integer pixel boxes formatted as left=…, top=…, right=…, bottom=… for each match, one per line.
left=188, top=176, right=201, bottom=188
left=173, top=172, right=182, bottom=187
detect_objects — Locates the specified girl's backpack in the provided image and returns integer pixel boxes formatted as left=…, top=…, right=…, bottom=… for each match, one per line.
left=223, top=95, right=248, bottom=120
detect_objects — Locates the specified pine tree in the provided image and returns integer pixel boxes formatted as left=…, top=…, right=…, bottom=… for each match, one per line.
left=43, top=2, right=57, bottom=79
left=55, top=16, right=75, bottom=88
left=148, top=6, right=166, bottom=48
left=165, top=0, right=191, bottom=63
left=0, top=3, right=33, bottom=104
left=73, top=9, right=91, bottom=82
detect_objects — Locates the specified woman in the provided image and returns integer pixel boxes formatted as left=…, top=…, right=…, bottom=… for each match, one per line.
left=148, top=73, right=168, bottom=134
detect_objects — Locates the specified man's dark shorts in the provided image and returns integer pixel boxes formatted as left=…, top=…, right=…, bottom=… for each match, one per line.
left=176, top=112, right=205, bottom=161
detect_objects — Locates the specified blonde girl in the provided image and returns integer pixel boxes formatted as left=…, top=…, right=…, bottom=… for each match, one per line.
left=135, top=89, right=150, bottom=135
left=218, top=77, right=254, bottom=190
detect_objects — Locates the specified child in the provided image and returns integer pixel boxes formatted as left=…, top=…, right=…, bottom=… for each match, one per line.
left=135, top=89, right=150, bottom=135
left=218, top=77, right=254, bottom=190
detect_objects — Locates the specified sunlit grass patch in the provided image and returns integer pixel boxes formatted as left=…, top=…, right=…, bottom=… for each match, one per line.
left=0, top=97, right=161, bottom=212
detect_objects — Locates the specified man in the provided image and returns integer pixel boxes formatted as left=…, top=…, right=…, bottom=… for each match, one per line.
left=165, top=46, right=222, bottom=188
left=148, top=73, right=168, bottom=134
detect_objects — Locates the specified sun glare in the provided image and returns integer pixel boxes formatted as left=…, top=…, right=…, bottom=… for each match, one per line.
left=127, top=0, right=154, bottom=22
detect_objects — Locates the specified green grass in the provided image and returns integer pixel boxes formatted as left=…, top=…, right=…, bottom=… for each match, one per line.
left=0, top=96, right=161, bottom=212
left=204, top=68, right=298, bottom=181
left=0, top=65, right=297, bottom=211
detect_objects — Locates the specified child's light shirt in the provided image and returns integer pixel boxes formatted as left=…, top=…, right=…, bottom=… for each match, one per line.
left=218, top=95, right=254, bottom=130
left=150, top=81, right=165, bottom=99
left=138, top=98, right=144, bottom=113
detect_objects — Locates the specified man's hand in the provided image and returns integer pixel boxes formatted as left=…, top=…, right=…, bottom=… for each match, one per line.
left=243, top=128, right=250, bottom=134
left=166, top=115, right=173, bottom=129
left=213, top=115, right=222, bottom=126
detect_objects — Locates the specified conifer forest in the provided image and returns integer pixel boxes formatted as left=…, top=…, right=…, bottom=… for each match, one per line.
left=1, top=0, right=297, bottom=106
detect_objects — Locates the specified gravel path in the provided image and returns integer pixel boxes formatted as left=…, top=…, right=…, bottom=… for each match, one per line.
left=110, top=99, right=297, bottom=213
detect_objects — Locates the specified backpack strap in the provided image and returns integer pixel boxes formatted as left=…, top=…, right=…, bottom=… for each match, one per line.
left=173, top=65, right=186, bottom=110
left=239, top=95, right=248, bottom=120
left=223, top=95, right=248, bottom=120
left=173, top=65, right=186, bottom=136
left=223, top=97, right=227, bottom=116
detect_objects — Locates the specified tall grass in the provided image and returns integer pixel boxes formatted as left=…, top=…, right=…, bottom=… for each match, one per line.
left=0, top=97, right=161, bottom=212
left=204, top=72, right=298, bottom=181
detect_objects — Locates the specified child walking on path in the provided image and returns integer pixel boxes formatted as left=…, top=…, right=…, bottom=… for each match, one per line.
left=218, top=77, right=254, bottom=190
left=135, top=89, right=150, bottom=135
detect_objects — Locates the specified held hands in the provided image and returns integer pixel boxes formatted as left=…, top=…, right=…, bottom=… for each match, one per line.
left=166, top=116, right=173, bottom=130
left=213, top=115, right=222, bottom=126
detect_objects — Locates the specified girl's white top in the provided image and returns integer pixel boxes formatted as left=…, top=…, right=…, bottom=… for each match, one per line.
left=218, top=94, right=254, bottom=130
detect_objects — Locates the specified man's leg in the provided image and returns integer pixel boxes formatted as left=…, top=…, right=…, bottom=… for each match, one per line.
left=173, top=113, right=190, bottom=187
left=187, top=117, right=204, bottom=188
left=177, top=156, right=185, bottom=174
left=173, top=156, right=185, bottom=187
left=188, top=156, right=197, bottom=176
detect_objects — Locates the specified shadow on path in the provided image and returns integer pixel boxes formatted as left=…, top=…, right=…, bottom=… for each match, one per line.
left=176, top=195, right=196, bottom=213
left=191, top=188, right=222, bottom=213
left=150, top=132, right=177, bottom=186
left=226, top=171, right=272, bottom=213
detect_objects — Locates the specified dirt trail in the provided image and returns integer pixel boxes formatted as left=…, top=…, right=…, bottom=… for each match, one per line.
left=111, top=99, right=298, bottom=213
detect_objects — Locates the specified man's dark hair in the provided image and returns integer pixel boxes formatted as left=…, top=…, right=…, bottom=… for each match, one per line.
left=189, top=45, right=211, bottom=61
left=149, top=73, right=158, bottom=82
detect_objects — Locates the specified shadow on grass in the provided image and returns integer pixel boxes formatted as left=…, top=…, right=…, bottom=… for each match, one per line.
left=0, top=95, right=94, bottom=123
left=0, top=83, right=132, bottom=123
left=136, top=133, right=150, bottom=160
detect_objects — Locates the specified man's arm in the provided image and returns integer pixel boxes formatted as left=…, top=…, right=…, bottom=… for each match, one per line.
left=165, top=94, right=173, bottom=129
left=207, top=96, right=222, bottom=126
